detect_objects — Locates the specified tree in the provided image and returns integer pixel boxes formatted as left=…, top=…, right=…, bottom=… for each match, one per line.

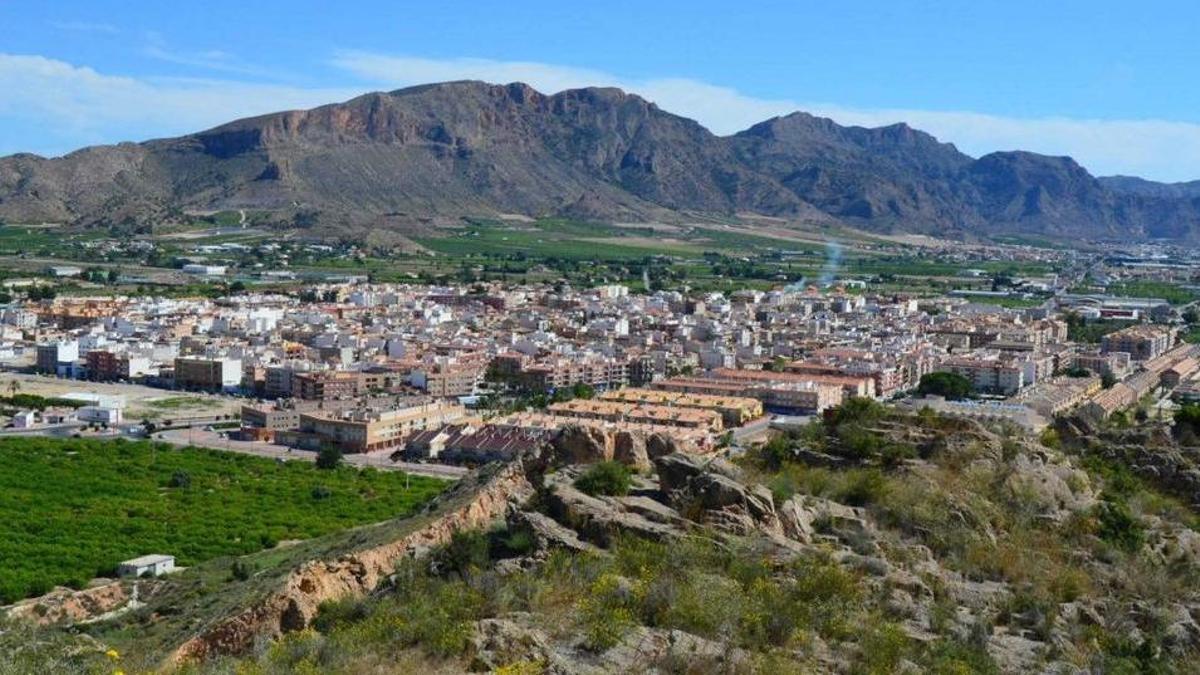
left=316, top=445, right=344, bottom=470
left=917, top=372, right=973, bottom=401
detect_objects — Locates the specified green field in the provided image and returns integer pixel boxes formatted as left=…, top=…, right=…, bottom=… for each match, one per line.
left=0, top=438, right=446, bottom=603
left=1107, top=280, right=1199, bottom=305
left=415, top=219, right=705, bottom=260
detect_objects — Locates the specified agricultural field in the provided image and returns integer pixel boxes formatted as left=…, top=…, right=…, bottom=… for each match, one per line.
left=415, top=218, right=707, bottom=260
left=0, top=437, right=446, bottom=603
left=1107, top=280, right=1199, bottom=305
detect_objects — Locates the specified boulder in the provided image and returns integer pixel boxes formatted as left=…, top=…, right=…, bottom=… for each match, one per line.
left=469, top=615, right=555, bottom=672
left=646, top=432, right=695, bottom=459
left=613, top=430, right=651, bottom=471
left=778, top=496, right=817, bottom=543
left=653, top=452, right=707, bottom=492
left=554, top=425, right=614, bottom=465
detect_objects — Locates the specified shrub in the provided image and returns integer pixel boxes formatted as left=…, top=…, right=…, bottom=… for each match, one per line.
left=574, top=461, right=633, bottom=497
left=1038, top=427, right=1061, bottom=449
left=922, top=639, right=1000, bottom=674
left=1174, top=403, right=1200, bottom=441
left=316, top=445, right=343, bottom=470
left=841, top=469, right=889, bottom=506
left=167, top=470, right=191, bottom=488
left=579, top=574, right=636, bottom=650
left=441, top=530, right=491, bottom=575
left=498, top=527, right=536, bottom=558
left=1095, top=498, right=1145, bottom=553
left=230, top=560, right=254, bottom=581
left=857, top=621, right=913, bottom=674
left=825, top=397, right=887, bottom=428
left=758, top=433, right=795, bottom=470
left=311, top=485, right=332, bottom=500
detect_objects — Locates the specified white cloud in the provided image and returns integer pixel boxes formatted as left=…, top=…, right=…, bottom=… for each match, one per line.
left=333, top=51, right=1200, bottom=182
left=0, top=54, right=362, bottom=155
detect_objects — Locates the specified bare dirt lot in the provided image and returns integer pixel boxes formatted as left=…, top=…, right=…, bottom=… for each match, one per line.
left=0, top=373, right=240, bottom=420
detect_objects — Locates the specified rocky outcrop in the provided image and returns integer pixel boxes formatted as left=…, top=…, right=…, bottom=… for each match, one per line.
left=5, top=581, right=130, bottom=626
left=467, top=614, right=752, bottom=674
left=654, top=452, right=782, bottom=536
left=552, top=425, right=700, bottom=470
left=469, top=615, right=558, bottom=671
left=171, top=459, right=536, bottom=663
left=553, top=425, right=614, bottom=465
left=508, top=509, right=598, bottom=555
left=613, top=430, right=651, bottom=471
left=1003, top=452, right=1096, bottom=521
left=541, top=471, right=683, bottom=546
left=645, top=432, right=694, bottom=459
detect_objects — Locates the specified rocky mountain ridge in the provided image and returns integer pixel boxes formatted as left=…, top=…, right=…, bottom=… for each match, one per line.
left=2, top=80, right=1199, bottom=240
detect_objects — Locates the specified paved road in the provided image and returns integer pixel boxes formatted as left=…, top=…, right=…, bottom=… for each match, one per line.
left=731, top=416, right=773, bottom=442
left=156, top=427, right=468, bottom=480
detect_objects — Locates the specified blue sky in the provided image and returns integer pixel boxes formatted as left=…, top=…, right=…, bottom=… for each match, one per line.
left=3, top=0, right=1200, bottom=180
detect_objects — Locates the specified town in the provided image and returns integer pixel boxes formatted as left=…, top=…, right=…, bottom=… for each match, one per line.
left=4, top=241, right=1199, bottom=475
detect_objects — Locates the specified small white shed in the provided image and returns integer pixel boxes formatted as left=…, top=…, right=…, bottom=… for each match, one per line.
left=117, top=554, right=176, bottom=578
left=10, top=410, right=36, bottom=429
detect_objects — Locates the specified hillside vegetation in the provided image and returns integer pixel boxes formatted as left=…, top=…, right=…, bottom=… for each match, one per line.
left=5, top=402, right=1200, bottom=674
left=198, top=404, right=1200, bottom=672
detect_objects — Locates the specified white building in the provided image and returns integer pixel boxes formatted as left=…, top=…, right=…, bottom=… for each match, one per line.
left=182, top=264, right=227, bottom=276
left=117, top=554, right=175, bottom=578
left=78, top=405, right=123, bottom=425
left=10, top=410, right=35, bottom=429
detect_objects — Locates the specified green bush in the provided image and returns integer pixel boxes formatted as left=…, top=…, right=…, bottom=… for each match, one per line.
left=316, top=445, right=344, bottom=470
left=917, top=372, right=973, bottom=400
left=441, top=529, right=491, bottom=575
left=1095, top=498, right=1145, bottom=553
left=230, top=560, right=255, bottom=581
left=574, top=461, right=633, bottom=497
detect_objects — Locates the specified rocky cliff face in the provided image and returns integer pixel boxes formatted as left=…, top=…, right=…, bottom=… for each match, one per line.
left=2, top=80, right=1198, bottom=240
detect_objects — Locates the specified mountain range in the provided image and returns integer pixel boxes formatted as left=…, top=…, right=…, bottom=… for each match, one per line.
left=2, top=80, right=1198, bottom=240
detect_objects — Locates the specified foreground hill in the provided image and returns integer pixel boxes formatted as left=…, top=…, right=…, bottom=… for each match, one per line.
left=2, top=81, right=1200, bottom=240
left=6, top=402, right=1200, bottom=673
